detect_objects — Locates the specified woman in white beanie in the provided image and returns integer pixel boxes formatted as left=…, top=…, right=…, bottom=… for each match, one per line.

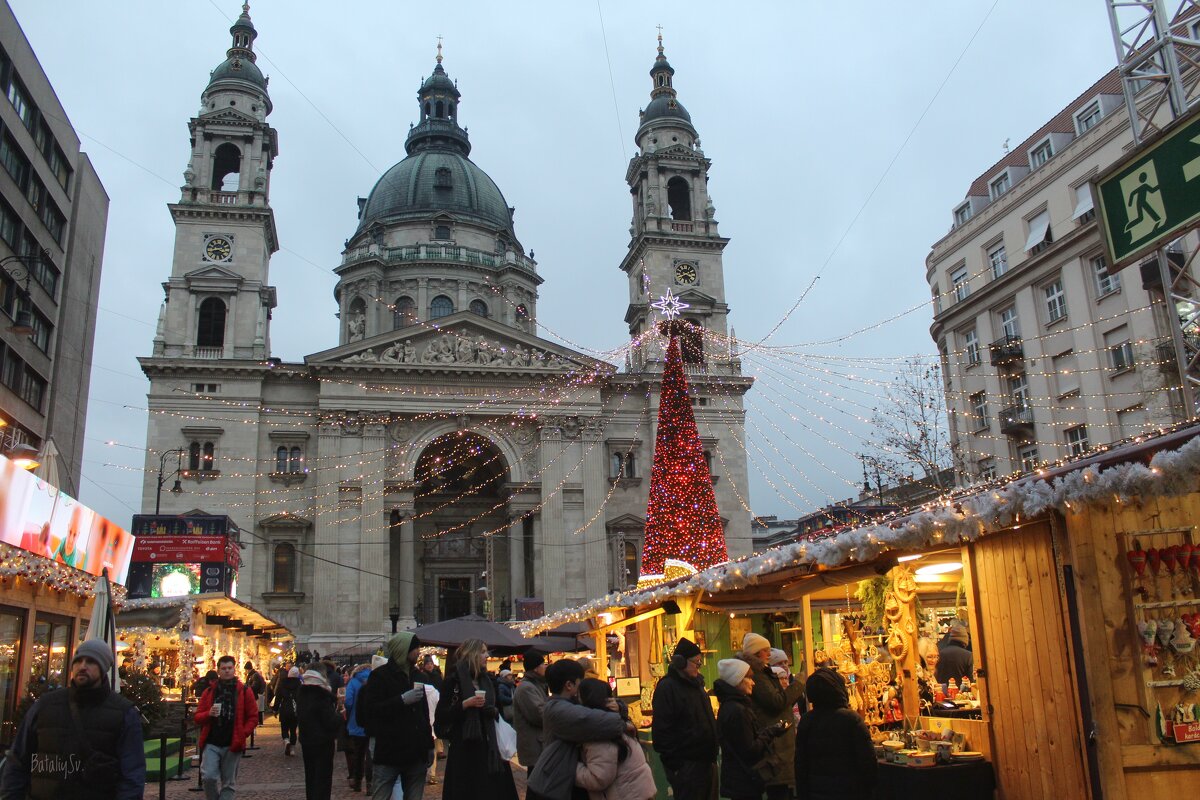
left=713, top=659, right=788, bottom=800
left=739, top=633, right=805, bottom=800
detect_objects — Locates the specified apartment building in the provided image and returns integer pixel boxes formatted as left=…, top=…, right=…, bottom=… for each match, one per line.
left=927, top=69, right=1190, bottom=481
left=0, top=2, right=108, bottom=493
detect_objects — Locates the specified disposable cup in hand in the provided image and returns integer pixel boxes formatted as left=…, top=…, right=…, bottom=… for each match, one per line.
left=210, top=702, right=222, bottom=714
left=474, top=690, right=486, bottom=700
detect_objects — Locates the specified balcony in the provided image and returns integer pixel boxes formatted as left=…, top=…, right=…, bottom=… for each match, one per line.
left=989, top=335, right=1024, bottom=366
left=998, top=404, right=1034, bottom=436
left=193, top=347, right=223, bottom=359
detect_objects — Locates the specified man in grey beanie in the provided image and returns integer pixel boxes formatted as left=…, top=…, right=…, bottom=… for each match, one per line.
left=1, top=639, right=146, bottom=799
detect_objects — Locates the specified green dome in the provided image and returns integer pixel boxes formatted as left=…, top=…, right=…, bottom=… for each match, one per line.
left=358, top=149, right=515, bottom=235
left=641, top=94, right=692, bottom=126
left=209, top=55, right=267, bottom=92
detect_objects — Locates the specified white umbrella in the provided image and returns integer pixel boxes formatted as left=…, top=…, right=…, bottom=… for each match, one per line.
left=84, top=569, right=120, bottom=692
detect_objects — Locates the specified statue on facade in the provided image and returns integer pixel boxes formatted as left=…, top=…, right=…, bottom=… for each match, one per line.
left=456, top=335, right=474, bottom=363
left=476, top=338, right=494, bottom=365
left=420, top=340, right=439, bottom=364
left=380, top=343, right=401, bottom=363
left=402, top=340, right=417, bottom=364
left=348, top=312, right=366, bottom=342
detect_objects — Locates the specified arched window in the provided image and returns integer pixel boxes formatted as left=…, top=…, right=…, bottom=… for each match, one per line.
left=196, top=298, right=226, bottom=349
left=211, top=143, right=241, bottom=191
left=275, top=446, right=288, bottom=473
left=272, top=543, right=295, bottom=593
left=435, top=100, right=444, bottom=118
left=430, top=295, right=453, bottom=319
left=667, top=176, right=691, bottom=221
left=424, top=101, right=431, bottom=118
left=188, top=441, right=201, bottom=472
left=393, top=296, right=417, bottom=328
left=469, top=299, right=488, bottom=317
left=202, top=442, right=215, bottom=471
left=289, top=447, right=303, bottom=473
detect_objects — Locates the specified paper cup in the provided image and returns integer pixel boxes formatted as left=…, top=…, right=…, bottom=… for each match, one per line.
left=210, top=702, right=222, bottom=714
left=474, top=690, right=486, bottom=700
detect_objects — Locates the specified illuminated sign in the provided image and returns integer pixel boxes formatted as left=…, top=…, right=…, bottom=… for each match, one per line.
left=0, top=453, right=134, bottom=583
left=126, top=514, right=240, bottom=599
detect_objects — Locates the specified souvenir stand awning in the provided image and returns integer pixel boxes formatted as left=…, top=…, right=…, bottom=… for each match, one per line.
left=117, top=593, right=292, bottom=695
left=520, top=423, right=1200, bottom=800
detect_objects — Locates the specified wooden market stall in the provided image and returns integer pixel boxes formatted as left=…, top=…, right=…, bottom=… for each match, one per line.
left=116, top=592, right=292, bottom=700
left=521, top=423, right=1200, bottom=799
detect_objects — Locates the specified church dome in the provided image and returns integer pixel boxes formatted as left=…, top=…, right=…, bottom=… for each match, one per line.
left=641, top=94, right=692, bottom=125
left=208, top=56, right=267, bottom=91
left=358, top=150, right=514, bottom=233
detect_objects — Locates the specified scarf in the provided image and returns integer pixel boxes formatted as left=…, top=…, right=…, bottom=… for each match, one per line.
left=214, top=679, right=238, bottom=729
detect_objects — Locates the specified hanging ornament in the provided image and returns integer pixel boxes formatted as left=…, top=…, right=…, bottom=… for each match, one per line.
left=1163, top=545, right=1179, bottom=575
left=1147, top=547, right=1162, bottom=576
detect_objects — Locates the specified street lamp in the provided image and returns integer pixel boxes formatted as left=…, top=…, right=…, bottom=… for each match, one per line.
left=155, top=447, right=187, bottom=514
left=389, top=605, right=400, bottom=634
left=0, top=419, right=39, bottom=470
left=1, top=250, right=51, bottom=337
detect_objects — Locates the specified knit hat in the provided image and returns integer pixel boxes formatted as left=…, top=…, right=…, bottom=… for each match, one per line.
left=742, top=632, right=771, bottom=657
left=288, top=666, right=300, bottom=678
left=371, top=654, right=388, bottom=671
left=806, top=667, right=849, bottom=710
left=717, top=658, right=751, bottom=686
left=948, top=624, right=970, bottom=646
left=302, top=669, right=331, bottom=690
left=74, top=640, right=114, bottom=675
left=673, top=637, right=701, bottom=659
left=523, top=651, right=545, bottom=672
left=768, top=648, right=789, bottom=667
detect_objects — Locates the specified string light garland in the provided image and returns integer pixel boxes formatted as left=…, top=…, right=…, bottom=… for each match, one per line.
left=0, top=543, right=128, bottom=602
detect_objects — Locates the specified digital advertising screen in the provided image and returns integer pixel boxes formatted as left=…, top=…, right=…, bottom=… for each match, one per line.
left=0, top=453, right=134, bottom=583
left=126, top=514, right=239, bottom=599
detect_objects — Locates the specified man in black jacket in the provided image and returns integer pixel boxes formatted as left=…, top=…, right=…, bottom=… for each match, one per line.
left=0, top=639, right=146, bottom=800
left=793, top=668, right=876, bottom=800
left=651, top=638, right=718, bottom=800
left=357, top=631, right=432, bottom=800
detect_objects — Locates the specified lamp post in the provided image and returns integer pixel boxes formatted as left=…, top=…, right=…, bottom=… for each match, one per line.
left=155, top=448, right=187, bottom=514
left=389, top=605, right=400, bottom=634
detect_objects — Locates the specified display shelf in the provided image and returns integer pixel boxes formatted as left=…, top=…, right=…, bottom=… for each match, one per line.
left=1132, top=598, right=1200, bottom=610
left=1146, top=679, right=1185, bottom=688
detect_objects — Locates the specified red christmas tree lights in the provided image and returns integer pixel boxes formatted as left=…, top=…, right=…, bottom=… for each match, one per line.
left=640, top=332, right=728, bottom=577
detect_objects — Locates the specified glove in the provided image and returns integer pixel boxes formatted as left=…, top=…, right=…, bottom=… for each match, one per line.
left=402, top=686, right=426, bottom=705
left=767, top=721, right=789, bottom=738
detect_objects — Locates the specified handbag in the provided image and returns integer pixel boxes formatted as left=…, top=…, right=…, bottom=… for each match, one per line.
left=496, top=716, right=518, bottom=762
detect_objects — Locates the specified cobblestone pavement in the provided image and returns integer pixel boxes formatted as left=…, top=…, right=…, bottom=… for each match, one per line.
left=143, top=716, right=447, bottom=800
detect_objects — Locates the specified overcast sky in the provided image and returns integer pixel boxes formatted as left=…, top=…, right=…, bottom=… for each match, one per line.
left=8, top=1, right=1121, bottom=527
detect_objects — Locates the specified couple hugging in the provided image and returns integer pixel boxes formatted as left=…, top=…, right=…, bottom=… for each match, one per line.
left=526, top=660, right=656, bottom=800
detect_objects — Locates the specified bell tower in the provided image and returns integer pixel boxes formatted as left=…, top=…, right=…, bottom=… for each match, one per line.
left=619, top=34, right=732, bottom=371
left=153, top=3, right=278, bottom=361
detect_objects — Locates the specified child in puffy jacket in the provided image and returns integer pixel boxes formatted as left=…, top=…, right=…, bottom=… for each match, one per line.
left=573, top=678, right=657, bottom=800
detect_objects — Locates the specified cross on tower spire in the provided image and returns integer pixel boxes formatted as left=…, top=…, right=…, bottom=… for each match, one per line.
left=436, top=35, right=444, bottom=64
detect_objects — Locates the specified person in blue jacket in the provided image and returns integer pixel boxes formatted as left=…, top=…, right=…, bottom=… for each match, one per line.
left=343, top=663, right=372, bottom=793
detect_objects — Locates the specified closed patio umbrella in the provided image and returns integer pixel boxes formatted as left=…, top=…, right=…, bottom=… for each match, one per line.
left=84, top=570, right=120, bottom=692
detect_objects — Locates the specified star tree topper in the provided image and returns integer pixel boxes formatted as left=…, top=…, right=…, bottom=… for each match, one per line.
left=651, top=288, right=690, bottom=320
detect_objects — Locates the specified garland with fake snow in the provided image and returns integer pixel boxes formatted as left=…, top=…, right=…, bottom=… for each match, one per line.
left=0, top=543, right=129, bottom=604
left=517, top=432, right=1200, bottom=635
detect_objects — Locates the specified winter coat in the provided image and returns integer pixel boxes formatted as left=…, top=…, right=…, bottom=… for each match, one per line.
left=357, top=659, right=433, bottom=768
left=935, top=642, right=973, bottom=686
left=438, top=663, right=516, bottom=800
left=195, top=679, right=259, bottom=753
left=296, top=680, right=340, bottom=749
left=527, top=697, right=629, bottom=800
left=575, top=734, right=658, bottom=800
left=713, top=679, right=777, bottom=797
left=275, top=676, right=300, bottom=724
left=743, top=658, right=804, bottom=788
left=650, top=662, right=718, bottom=768
left=512, top=670, right=548, bottom=767
left=0, top=685, right=145, bottom=800
left=343, top=669, right=370, bottom=737
left=793, top=669, right=876, bottom=800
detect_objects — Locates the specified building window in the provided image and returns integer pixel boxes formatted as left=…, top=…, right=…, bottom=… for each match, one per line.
left=202, top=442, right=215, bottom=470
left=275, top=446, right=288, bottom=473
left=998, top=305, right=1020, bottom=339
left=20, top=368, right=44, bottom=412
left=970, top=391, right=988, bottom=431
left=393, top=296, right=417, bottom=328
left=1073, top=184, right=1095, bottom=223
left=610, top=452, right=637, bottom=479
left=987, top=244, right=1008, bottom=280
left=1076, top=102, right=1101, bottom=133
left=951, top=266, right=970, bottom=302
left=28, top=614, right=72, bottom=687
left=469, top=299, right=489, bottom=317
left=28, top=310, right=51, bottom=353
left=953, top=203, right=972, bottom=227
left=1024, top=210, right=1052, bottom=254
left=1052, top=350, right=1079, bottom=397
left=0, top=133, right=29, bottom=190
left=188, top=441, right=217, bottom=472
left=989, top=172, right=1011, bottom=199
left=6, top=77, right=32, bottom=129
left=1008, top=373, right=1029, bottom=410
left=1043, top=279, right=1067, bottom=323
left=962, top=328, right=980, bottom=366
left=434, top=224, right=451, bottom=240
left=211, top=143, right=241, bottom=192
left=977, top=458, right=996, bottom=481
left=1018, top=444, right=1040, bottom=472
left=1109, top=340, right=1135, bottom=372
left=38, top=199, right=64, bottom=244
left=666, top=177, right=691, bottom=221
left=434, top=167, right=452, bottom=189
left=192, top=383, right=218, bottom=394
left=1065, top=425, right=1089, bottom=456
left=196, top=297, right=226, bottom=349
left=430, top=295, right=454, bottom=319
left=1030, top=140, right=1053, bottom=168
left=289, top=447, right=303, bottom=472
left=0, top=199, right=19, bottom=248
left=272, top=543, right=296, bottom=593
left=1093, top=255, right=1120, bottom=297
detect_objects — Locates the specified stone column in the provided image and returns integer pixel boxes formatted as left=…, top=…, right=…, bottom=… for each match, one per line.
left=310, top=421, right=341, bottom=640
left=581, top=419, right=608, bottom=599
left=394, top=488, right=417, bottom=630
left=508, top=515, right=525, bottom=618
left=358, top=424, right=389, bottom=637
left=539, top=423, right=566, bottom=611
left=417, top=278, right=429, bottom=321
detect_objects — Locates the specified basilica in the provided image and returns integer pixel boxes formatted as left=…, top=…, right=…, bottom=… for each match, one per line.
left=139, top=6, right=752, bottom=652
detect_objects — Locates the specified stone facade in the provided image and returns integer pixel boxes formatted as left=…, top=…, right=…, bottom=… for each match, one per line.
left=140, top=17, right=751, bottom=651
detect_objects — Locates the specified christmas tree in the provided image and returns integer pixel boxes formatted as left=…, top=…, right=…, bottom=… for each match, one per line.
left=640, top=330, right=728, bottom=578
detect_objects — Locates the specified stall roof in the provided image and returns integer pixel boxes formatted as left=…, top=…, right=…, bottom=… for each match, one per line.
left=119, top=593, right=293, bottom=641
left=517, top=422, right=1200, bottom=635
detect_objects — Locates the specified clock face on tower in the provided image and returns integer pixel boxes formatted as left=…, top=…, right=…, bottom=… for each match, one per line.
left=204, top=236, right=232, bottom=262
left=674, top=262, right=698, bottom=285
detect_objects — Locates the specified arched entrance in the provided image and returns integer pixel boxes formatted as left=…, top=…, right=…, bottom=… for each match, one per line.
left=411, top=431, right=510, bottom=622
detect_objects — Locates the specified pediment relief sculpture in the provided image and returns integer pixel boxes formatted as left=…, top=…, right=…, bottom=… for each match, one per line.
left=339, top=328, right=578, bottom=370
